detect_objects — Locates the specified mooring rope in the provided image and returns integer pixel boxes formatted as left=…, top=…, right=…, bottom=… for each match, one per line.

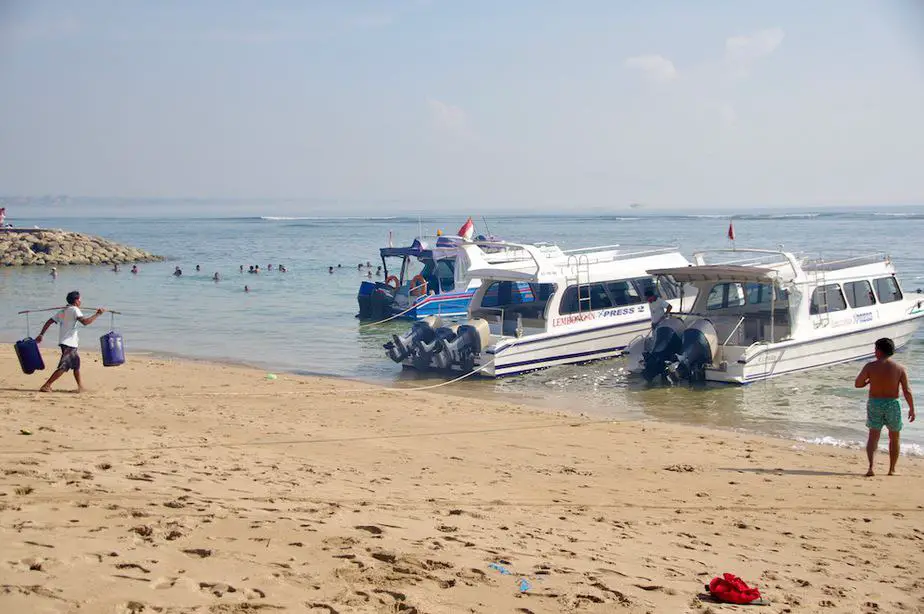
left=356, top=280, right=431, bottom=328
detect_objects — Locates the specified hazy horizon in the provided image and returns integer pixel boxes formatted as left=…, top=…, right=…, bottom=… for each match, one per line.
left=3, top=197, right=922, bottom=220
left=2, top=1, right=923, bottom=212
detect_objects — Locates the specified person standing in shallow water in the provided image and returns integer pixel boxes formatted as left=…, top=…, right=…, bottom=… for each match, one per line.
left=855, top=338, right=915, bottom=476
left=34, top=291, right=105, bottom=393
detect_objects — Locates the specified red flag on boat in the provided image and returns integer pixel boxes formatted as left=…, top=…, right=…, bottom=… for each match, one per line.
left=458, top=217, right=474, bottom=240
left=727, top=220, right=735, bottom=241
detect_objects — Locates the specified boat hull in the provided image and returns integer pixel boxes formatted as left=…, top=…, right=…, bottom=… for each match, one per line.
left=357, top=283, right=476, bottom=321
left=407, top=317, right=652, bottom=378
left=401, top=290, right=476, bottom=320
left=707, top=314, right=923, bottom=384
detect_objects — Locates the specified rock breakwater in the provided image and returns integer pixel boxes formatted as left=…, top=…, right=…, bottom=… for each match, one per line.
left=0, top=229, right=163, bottom=266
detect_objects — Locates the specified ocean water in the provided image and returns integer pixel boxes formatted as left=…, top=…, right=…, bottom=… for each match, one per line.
left=2, top=209, right=923, bottom=455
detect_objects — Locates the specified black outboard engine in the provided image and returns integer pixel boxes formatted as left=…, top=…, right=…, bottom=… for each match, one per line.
left=412, top=326, right=459, bottom=370
left=668, top=318, right=718, bottom=383
left=434, top=319, right=492, bottom=372
left=357, top=281, right=375, bottom=319
left=641, top=318, right=685, bottom=382
left=384, top=316, right=443, bottom=363
left=369, top=283, right=398, bottom=321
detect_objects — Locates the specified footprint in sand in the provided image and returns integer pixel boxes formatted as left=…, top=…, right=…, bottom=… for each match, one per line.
left=199, top=581, right=236, bottom=597
left=151, top=577, right=177, bottom=590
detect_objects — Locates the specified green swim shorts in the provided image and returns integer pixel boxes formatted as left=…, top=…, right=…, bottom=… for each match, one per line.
left=866, top=398, right=902, bottom=432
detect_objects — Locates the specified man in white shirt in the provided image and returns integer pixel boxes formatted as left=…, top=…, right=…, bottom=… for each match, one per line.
left=644, top=289, right=672, bottom=329
left=35, top=290, right=105, bottom=392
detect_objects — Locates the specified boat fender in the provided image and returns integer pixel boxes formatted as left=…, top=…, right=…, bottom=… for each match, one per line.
left=385, top=275, right=400, bottom=289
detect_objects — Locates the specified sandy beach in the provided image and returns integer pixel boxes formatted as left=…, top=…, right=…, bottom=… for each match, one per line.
left=1, top=352, right=922, bottom=614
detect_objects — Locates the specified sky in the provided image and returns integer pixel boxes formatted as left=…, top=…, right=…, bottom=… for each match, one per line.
left=1, top=0, right=923, bottom=213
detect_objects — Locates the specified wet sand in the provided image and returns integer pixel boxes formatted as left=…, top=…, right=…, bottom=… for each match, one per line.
left=1, top=352, right=922, bottom=613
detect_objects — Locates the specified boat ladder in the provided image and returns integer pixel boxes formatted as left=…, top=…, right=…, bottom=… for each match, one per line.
left=566, top=254, right=592, bottom=313
left=810, top=264, right=830, bottom=328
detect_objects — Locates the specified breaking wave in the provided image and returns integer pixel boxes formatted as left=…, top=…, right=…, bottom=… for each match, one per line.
left=796, top=435, right=924, bottom=457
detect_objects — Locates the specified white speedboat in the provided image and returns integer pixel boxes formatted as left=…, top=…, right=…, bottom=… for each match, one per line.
left=384, top=241, right=693, bottom=377
left=626, top=248, right=924, bottom=384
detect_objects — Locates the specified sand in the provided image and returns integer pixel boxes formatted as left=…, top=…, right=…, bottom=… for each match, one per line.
left=1, top=351, right=923, bottom=614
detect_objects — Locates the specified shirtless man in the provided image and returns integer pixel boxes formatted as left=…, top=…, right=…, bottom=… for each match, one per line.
left=855, top=338, right=915, bottom=476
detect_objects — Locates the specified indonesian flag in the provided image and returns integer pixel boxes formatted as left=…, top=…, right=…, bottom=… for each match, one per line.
left=458, top=217, right=474, bottom=240
left=727, top=220, right=735, bottom=241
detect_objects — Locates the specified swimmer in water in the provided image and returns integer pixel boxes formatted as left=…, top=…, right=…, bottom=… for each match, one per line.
left=131, top=265, right=138, bottom=274
left=244, top=285, right=249, bottom=292
left=213, top=272, right=220, bottom=282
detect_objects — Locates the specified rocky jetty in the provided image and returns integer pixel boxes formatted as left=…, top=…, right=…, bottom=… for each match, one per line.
left=0, top=228, right=163, bottom=266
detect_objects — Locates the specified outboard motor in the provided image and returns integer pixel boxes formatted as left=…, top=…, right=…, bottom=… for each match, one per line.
left=437, top=318, right=492, bottom=373
left=357, top=281, right=376, bottom=319
left=384, top=316, right=443, bottom=363
left=641, top=318, right=685, bottom=382
left=369, top=283, right=398, bottom=321
left=413, top=325, right=459, bottom=370
left=668, top=318, right=718, bottom=383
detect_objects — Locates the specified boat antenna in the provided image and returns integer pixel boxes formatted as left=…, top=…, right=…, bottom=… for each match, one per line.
left=481, top=215, right=492, bottom=239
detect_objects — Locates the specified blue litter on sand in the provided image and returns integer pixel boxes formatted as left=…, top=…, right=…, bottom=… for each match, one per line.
left=518, top=578, right=531, bottom=592
left=488, top=563, right=512, bottom=575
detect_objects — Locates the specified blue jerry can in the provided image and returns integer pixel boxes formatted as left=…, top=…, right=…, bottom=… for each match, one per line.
left=100, top=331, right=125, bottom=367
left=14, top=337, right=45, bottom=375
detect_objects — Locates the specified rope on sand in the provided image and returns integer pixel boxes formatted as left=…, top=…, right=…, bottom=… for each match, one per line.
left=49, top=358, right=498, bottom=399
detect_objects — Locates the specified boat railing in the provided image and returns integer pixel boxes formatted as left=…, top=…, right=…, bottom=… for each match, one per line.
left=562, top=244, right=678, bottom=261
left=692, top=248, right=803, bottom=280
left=801, top=252, right=888, bottom=272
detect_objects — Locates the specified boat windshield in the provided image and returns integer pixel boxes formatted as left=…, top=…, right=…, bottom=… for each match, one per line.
left=388, top=257, right=457, bottom=295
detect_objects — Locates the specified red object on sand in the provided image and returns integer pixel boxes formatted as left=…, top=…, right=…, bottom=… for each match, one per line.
left=708, top=573, right=762, bottom=604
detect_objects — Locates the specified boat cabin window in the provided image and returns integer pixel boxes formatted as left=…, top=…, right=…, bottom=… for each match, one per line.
left=843, top=280, right=876, bottom=308
left=475, top=281, right=555, bottom=320
left=644, top=276, right=680, bottom=300
left=605, top=280, right=642, bottom=306
left=874, top=276, right=903, bottom=304
left=432, top=260, right=455, bottom=293
left=743, top=283, right=789, bottom=305
left=706, top=283, right=746, bottom=310
left=560, top=277, right=660, bottom=315
left=810, top=283, right=848, bottom=314
left=746, top=283, right=770, bottom=305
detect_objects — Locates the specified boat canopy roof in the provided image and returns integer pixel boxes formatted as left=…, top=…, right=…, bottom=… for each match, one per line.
left=648, top=264, right=790, bottom=284
left=380, top=236, right=465, bottom=261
